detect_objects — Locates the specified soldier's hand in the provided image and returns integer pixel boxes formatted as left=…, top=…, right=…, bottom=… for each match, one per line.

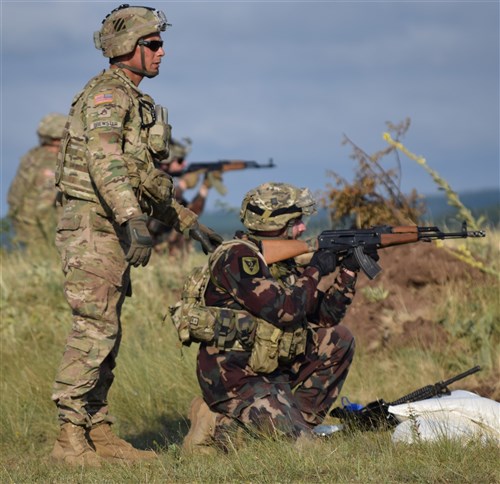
left=309, top=250, right=337, bottom=277
left=125, top=215, right=153, bottom=267
left=340, top=251, right=360, bottom=272
left=189, top=222, right=224, bottom=254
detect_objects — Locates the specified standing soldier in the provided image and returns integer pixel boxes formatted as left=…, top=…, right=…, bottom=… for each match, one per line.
left=51, top=4, right=222, bottom=466
left=180, top=183, right=363, bottom=454
left=7, top=113, right=66, bottom=246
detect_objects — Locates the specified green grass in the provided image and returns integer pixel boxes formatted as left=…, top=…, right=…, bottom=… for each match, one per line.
left=1, top=241, right=499, bottom=483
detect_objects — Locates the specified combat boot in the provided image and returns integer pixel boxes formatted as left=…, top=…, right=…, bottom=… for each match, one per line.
left=87, top=422, right=157, bottom=462
left=182, top=396, right=218, bottom=455
left=50, top=422, right=103, bottom=467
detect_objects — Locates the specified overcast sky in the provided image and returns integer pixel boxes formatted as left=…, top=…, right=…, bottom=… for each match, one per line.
left=1, top=1, right=499, bottom=217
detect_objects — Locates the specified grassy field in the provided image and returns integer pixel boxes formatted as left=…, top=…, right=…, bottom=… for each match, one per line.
left=1, top=234, right=499, bottom=483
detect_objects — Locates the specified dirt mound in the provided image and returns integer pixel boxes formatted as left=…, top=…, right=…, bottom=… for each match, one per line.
left=342, top=243, right=487, bottom=352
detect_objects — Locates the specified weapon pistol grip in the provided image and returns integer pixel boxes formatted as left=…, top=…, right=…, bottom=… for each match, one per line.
left=354, top=246, right=381, bottom=280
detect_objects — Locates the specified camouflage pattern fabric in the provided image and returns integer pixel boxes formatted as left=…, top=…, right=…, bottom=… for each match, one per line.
left=7, top=144, right=60, bottom=244
left=149, top=184, right=206, bottom=256
left=52, top=200, right=130, bottom=427
left=52, top=67, right=196, bottom=426
left=196, top=234, right=356, bottom=441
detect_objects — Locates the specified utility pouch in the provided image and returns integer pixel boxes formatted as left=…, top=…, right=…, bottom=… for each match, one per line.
left=278, top=325, right=307, bottom=363
left=148, top=105, right=170, bottom=158
left=248, top=320, right=283, bottom=374
left=169, top=265, right=215, bottom=346
left=139, top=166, right=174, bottom=204
left=169, top=300, right=217, bottom=346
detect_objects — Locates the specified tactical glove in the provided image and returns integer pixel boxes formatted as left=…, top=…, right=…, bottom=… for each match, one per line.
left=309, top=250, right=337, bottom=277
left=341, top=248, right=379, bottom=272
left=125, top=215, right=153, bottom=267
left=189, top=222, right=224, bottom=254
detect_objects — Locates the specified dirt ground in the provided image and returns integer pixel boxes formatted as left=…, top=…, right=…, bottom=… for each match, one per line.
left=341, top=243, right=498, bottom=399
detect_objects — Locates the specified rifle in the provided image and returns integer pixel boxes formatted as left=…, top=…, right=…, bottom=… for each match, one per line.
left=169, top=158, right=276, bottom=177
left=329, top=365, right=482, bottom=431
left=261, top=221, right=486, bottom=279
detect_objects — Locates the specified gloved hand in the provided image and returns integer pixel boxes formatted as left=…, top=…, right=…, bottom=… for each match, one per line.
left=189, top=222, right=224, bottom=254
left=125, top=215, right=153, bottom=267
left=309, top=250, right=337, bottom=277
left=182, top=171, right=200, bottom=189
left=203, top=171, right=227, bottom=195
left=341, top=247, right=379, bottom=272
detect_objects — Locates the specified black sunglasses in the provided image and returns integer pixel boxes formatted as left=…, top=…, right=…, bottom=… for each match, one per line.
left=137, top=39, right=164, bottom=52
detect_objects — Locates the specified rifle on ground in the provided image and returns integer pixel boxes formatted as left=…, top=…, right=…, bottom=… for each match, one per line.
left=261, top=222, right=486, bottom=279
left=169, top=158, right=275, bottom=177
left=329, top=365, right=482, bottom=431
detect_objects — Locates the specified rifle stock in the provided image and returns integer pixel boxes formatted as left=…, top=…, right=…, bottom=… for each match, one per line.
left=261, top=239, right=311, bottom=265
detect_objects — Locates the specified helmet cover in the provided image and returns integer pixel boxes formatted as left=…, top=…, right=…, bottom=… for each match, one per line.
left=240, top=182, right=317, bottom=231
left=94, top=4, right=170, bottom=58
left=37, top=113, right=67, bottom=140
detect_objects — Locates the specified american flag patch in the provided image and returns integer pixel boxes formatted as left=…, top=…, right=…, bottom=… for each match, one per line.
left=94, top=92, right=113, bottom=105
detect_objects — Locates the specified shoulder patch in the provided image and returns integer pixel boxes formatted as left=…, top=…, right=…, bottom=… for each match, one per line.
left=239, top=256, right=262, bottom=277
left=94, top=92, right=113, bottom=106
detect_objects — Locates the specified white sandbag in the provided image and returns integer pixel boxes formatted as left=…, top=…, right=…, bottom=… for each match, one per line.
left=389, top=390, right=500, bottom=444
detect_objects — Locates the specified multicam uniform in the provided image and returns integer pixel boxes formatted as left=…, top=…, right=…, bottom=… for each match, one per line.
left=7, top=113, right=66, bottom=245
left=52, top=65, right=197, bottom=428
left=196, top=233, right=356, bottom=440
left=8, top=145, right=59, bottom=244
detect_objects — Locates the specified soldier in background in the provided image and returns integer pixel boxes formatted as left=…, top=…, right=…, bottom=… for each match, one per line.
left=51, top=4, right=221, bottom=467
left=148, top=137, right=225, bottom=256
left=7, top=113, right=66, bottom=246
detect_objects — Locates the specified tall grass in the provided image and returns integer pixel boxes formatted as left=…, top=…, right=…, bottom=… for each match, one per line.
left=1, top=240, right=499, bottom=483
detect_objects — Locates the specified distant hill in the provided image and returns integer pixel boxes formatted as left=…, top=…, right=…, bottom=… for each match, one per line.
left=422, top=187, right=499, bottom=226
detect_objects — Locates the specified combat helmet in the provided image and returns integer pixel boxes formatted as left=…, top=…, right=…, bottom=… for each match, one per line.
left=240, top=182, right=317, bottom=232
left=94, top=4, right=170, bottom=59
left=165, top=137, right=192, bottom=163
left=37, top=113, right=67, bottom=143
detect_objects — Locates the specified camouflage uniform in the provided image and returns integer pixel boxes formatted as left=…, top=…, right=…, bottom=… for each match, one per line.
left=7, top=113, right=66, bottom=245
left=52, top=9, right=197, bottom=429
left=195, top=183, right=356, bottom=443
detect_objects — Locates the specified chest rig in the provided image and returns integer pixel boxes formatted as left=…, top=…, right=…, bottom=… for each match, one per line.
left=169, top=239, right=308, bottom=373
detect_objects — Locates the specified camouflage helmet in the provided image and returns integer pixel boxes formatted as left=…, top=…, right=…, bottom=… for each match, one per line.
left=240, top=182, right=317, bottom=232
left=165, top=137, right=192, bottom=163
left=94, top=4, right=170, bottom=58
left=36, top=113, right=67, bottom=141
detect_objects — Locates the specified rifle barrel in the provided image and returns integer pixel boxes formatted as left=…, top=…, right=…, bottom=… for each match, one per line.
left=388, top=365, right=481, bottom=406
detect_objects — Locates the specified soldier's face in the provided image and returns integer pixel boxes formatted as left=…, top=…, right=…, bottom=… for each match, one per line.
left=132, top=34, right=165, bottom=75
left=169, top=158, right=186, bottom=172
left=291, top=218, right=306, bottom=239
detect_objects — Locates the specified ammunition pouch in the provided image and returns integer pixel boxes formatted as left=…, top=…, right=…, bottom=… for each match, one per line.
left=248, top=320, right=307, bottom=373
left=168, top=238, right=308, bottom=373
left=147, top=104, right=170, bottom=158
left=139, top=166, right=173, bottom=204
left=169, top=264, right=257, bottom=351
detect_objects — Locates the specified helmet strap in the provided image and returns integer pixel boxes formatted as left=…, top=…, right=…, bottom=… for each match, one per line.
left=111, top=45, right=158, bottom=79
left=284, top=220, right=296, bottom=239
left=139, top=44, right=158, bottom=78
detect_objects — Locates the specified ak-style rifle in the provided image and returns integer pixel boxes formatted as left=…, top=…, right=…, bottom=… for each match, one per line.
left=261, top=221, right=486, bottom=279
left=170, top=158, right=275, bottom=177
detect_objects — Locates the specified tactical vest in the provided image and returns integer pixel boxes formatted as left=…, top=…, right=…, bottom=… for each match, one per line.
left=169, top=239, right=307, bottom=373
left=56, top=69, right=172, bottom=209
